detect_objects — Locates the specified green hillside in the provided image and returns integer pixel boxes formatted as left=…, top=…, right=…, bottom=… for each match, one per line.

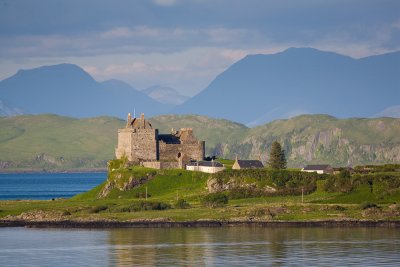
left=0, top=114, right=399, bottom=171
left=0, top=114, right=124, bottom=171
left=2, top=164, right=399, bottom=222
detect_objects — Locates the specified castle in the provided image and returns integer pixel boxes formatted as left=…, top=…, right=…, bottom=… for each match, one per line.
left=115, top=113, right=205, bottom=169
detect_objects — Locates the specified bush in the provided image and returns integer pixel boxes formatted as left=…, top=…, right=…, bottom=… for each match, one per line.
left=61, top=210, right=71, bottom=216
left=324, top=174, right=355, bottom=193
left=175, top=199, right=190, bottom=209
left=360, top=202, right=379, bottom=210
left=88, top=205, right=108, bottom=213
left=201, top=193, right=228, bottom=208
left=115, top=201, right=171, bottom=212
left=332, top=205, right=346, bottom=211
left=134, top=192, right=151, bottom=198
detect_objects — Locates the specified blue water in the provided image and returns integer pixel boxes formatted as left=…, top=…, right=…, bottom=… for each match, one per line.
left=0, top=227, right=399, bottom=266
left=0, top=172, right=107, bottom=200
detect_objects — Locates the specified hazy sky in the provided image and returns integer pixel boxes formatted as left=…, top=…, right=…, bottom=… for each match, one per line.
left=0, top=0, right=399, bottom=95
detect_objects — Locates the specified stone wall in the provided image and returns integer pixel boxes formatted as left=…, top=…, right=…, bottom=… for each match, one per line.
left=115, top=115, right=205, bottom=169
left=142, top=161, right=180, bottom=169
left=115, top=129, right=132, bottom=160
left=158, top=141, right=205, bottom=162
left=115, top=128, right=158, bottom=162
left=131, top=129, right=158, bottom=162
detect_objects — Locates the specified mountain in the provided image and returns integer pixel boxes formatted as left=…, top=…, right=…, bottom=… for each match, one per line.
left=374, top=105, right=400, bottom=118
left=142, top=85, right=190, bottom=106
left=0, top=64, right=170, bottom=118
left=173, top=48, right=400, bottom=126
left=0, top=114, right=399, bottom=171
left=0, top=100, right=24, bottom=116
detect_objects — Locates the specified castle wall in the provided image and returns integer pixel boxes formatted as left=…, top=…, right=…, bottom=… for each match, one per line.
left=130, top=129, right=158, bottom=162
left=142, top=161, right=180, bottom=169
left=115, top=114, right=205, bottom=169
left=158, top=141, right=205, bottom=162
left=115, top=128, right=158, bottom=162
left=115, top=129, right=133, bottom=160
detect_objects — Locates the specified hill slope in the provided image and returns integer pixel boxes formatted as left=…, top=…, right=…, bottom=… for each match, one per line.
left=0, top=114, right=399, bottom=171
left=0, top=64, right=169, bottom=118
left=174, top=48, right=400, bottom=125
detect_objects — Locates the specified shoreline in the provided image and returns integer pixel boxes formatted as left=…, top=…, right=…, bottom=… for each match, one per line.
left=0, top=169, right=107, bottom=174
left=1, top=219, right=399, bottom=229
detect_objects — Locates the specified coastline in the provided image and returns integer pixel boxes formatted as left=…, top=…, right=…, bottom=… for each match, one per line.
left=0, top=168, right=107, bottom=174
left=1, top=219, right=399, bottom=229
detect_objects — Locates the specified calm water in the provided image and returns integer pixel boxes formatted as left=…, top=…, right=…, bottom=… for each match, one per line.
left=0, top=227, right=399, bottom=266
left=0, top=172, right=107, bottom=200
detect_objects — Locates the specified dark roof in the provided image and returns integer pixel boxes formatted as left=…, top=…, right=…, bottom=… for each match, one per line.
left=303, top=164, right=332, bottom=171
left=158, top=134, right=180, bottom=144
left=187, top=161, right=224, bottom=167
left=237, top=160, right=264, bottom=168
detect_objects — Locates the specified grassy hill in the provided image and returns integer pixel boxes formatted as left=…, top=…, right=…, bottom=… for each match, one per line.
left=0, top=114, right=124, bottom=171
left=0, top=114, right=399, bottom=171
left=1, top=164, right=399, bottom=222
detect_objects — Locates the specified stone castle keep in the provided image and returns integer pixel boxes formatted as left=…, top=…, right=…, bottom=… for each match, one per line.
left=115, top=113, right=205, bottom=169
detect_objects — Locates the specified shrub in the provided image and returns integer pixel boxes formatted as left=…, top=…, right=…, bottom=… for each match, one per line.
left=175, top=199, right=190, bottom=209
left=61, top=210, right=71, bottom=216
left=360, top=202, right=379, bottom=210
left=88, top=205, right=108, bottom=213
left=134, top=192, right=151, bottom=198
left=116, top=201, right=171, bottom=212
left=201, top=193, right=228, bottom=208
left=332, top=205, right=346, bottom=211
left=324, top=174, right=354, bottom=193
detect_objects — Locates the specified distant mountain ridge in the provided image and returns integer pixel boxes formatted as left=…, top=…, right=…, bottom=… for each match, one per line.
left=173, top=47, right=400, bottom=125
left=1, top=48, right=399, bottom=123
left=142, top=85, right=189, bottom=106
left=0, top=100, right=24, bottom=116
left=0, top=64, right=170, bottom=118
left=0, top=114, right=399, bottom=171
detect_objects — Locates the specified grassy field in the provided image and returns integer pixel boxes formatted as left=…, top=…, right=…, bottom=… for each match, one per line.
left=1, top=166, right=399, bottom=222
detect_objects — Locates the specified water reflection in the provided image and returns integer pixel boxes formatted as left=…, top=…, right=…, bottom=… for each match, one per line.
left=1, top=227, right=399, bottom=266
left=105, top=227, right=400, bottom=266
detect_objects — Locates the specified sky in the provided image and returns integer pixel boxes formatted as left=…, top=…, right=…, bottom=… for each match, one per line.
left=0, top=0, right=399, bottom=96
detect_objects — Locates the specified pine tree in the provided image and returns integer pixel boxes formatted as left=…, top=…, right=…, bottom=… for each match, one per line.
left=268, top=141, right=287, bottom=169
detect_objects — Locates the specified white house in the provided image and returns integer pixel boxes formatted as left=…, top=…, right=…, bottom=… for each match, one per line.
left=186, top=160, right=225, bottom=173
left=301, top=164, right=333, bottom=174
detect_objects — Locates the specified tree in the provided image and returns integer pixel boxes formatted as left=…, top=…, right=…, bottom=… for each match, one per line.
left=268, top=141, right=287, bottom=169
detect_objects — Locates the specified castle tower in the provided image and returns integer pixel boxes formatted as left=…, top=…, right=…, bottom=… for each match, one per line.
left=115, top=113, right=158, bottom=162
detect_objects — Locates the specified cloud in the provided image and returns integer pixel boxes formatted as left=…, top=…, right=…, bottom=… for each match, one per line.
left=1, top=0, right=399, bottom=97
left=152, top=0, right=178, bottom=6
left=101, top=26, right=160, bottom=39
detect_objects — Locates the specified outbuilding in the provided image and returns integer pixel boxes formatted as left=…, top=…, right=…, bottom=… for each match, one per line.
left=186, top=160, right=226, bottom=173
left=232, top=156, right=264, bottom=170
left=301, top=164, right=333, bottom=174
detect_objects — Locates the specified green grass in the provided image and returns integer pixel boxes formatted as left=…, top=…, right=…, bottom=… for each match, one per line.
left=1, top=167, right=399, bottom=222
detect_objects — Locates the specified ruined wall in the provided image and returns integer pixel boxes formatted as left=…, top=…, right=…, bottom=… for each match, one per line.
left=158, top=141, right=205, bottom=162
left=115, top=128, right=158, bottom=162
left=115, top=129, right=132, bottom=160
left=142, top=161, right=180, bottom=169
left=131, top=129, right=158, bottom=162
left=115, top=117, right=205, bottom=168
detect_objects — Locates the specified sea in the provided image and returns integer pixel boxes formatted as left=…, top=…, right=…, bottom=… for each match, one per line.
left=0, top=172, right=107, bottom=200
left=0, top=173, right=399, bottom=266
